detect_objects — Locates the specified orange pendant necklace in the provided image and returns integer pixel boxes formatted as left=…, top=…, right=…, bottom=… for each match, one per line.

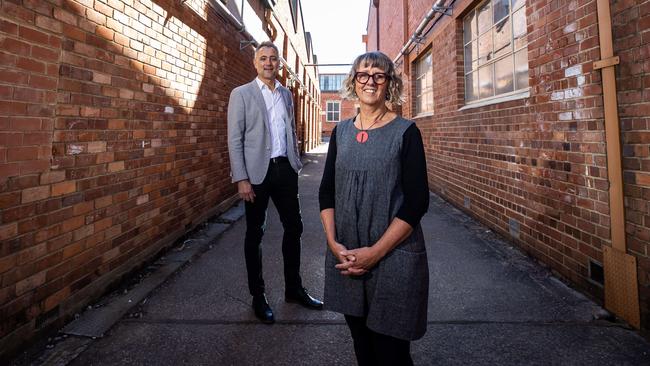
left=355, top=111, right=387, bottom=144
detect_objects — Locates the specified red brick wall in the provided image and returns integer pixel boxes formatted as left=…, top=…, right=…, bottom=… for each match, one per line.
left=368, top=0, right=650, bottom=330
left=320, top=91, right=357, bottom=137
left=366, top=4, right=378, bottom=51
left=0, top=0, right=257, bottom=355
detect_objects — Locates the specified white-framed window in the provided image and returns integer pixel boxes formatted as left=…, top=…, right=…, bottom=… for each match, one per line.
left=319, top=74, right=345, bottom=92
left=414, top=50, right=433, bottom=115
left=326, top=101, right=340, bottom=122
left=463, top=0, right=528, bottom=103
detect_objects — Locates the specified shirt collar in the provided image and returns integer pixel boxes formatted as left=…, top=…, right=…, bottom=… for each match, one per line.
left=255, top=77, right=281, bottom=91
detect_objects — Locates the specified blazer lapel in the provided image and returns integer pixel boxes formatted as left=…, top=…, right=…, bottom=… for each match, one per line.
left=249, top=81, right=270, bottom=132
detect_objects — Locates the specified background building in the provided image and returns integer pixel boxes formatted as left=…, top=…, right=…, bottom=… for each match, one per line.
left=366, top=0, right=649, bottom=331
left=0, top=0, right=320, bottom=356
left=319, top=73, right=357, bottom=137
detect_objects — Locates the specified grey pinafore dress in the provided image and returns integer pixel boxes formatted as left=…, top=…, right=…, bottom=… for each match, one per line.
left=323, top=116, right=429, bottom=341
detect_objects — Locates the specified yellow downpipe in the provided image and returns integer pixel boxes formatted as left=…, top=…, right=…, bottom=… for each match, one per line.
left=594, top=0, right=640, bottom=328
left=595, top=0, right=625, bottom=250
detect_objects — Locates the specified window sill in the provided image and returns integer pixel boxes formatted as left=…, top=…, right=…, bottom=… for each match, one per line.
left=459, top=89, right=530, bottom=111
left=413, top=112, right=434, bottom=120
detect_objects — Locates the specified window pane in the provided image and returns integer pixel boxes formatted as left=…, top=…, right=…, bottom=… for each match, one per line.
left=479, top=64, right=494, bottom=98
left=465, top=71, right=478, bottom=102
left=513, top=7, right=526, bottom=49
left=477, top=1, right=492, bottom=34
left=463, top=10, right=477, bottom=44
left=493, top=0, right=510, bottom=23
left=478, top=31, right=493, bottom=65
left=495, top=56, right=514, bottom=94
left=513, top=0, right=525, bottom=10
left=493, top=17, right=511, bottom=58
left=515, top=48, right=529, bottom=89
left=464, top=41, right=478, bottom=71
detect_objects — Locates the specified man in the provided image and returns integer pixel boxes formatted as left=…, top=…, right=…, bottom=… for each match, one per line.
left=227, top=41, right=323, bottom=324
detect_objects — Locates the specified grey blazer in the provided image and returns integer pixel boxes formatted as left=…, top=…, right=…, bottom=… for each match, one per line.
left=227, top=80, right=302, bottom=184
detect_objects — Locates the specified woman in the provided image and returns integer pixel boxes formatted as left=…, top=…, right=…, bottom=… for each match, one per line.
left=318, top=51, right=430, bottom=366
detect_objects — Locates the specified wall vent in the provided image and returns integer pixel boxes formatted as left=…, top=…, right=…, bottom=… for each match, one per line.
left=589, top=259, right=604, bottom=287
left=464, top=196, right=471, bottom=209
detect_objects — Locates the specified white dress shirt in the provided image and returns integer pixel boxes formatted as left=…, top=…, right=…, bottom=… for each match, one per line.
left=255, top=78, right=287, bottom=158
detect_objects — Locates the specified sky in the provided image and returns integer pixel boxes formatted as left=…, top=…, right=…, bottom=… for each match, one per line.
left=301, top=0, right=370, bottom=74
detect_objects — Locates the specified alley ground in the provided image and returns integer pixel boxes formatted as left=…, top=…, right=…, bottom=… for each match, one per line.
left=10, top=146, right=650, bottom=365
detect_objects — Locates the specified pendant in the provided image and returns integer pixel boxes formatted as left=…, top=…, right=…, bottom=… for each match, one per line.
left=356, top=131, right=369, bottom=143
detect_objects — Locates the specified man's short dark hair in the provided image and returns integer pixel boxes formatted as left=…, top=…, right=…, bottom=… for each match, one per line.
left=256, top=41, right=279, bottom=54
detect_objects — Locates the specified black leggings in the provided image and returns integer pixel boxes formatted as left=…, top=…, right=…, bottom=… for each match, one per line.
left=344, top=315, right=413, bottom=366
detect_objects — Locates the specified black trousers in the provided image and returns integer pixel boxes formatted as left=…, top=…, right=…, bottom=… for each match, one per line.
left=344, top=315, right=413, bottom=366
left=244, top=158, right=303, bottom=296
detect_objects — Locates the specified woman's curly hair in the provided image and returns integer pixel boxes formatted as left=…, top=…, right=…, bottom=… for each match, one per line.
left=340, top=51, right=404, bottom=106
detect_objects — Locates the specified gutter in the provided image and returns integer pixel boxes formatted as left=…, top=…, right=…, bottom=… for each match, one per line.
left=207, top=0, right=256, bottom=46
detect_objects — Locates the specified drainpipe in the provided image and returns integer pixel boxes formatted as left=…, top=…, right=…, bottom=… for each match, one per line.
left=594, top=0, right=640, bottom=328
left=375, top=0, right=380, bottom=50
left=392, top=0, right=450, bottom=64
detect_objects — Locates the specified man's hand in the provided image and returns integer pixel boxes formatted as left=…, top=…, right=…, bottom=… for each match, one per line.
left=237, top=180, right=255, bottom=202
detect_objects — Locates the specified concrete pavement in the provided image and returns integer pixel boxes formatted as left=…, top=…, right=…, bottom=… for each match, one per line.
left=11, top=146, right=650, bottom=365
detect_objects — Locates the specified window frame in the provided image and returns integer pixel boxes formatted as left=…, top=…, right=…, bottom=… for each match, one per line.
left=413, top=49, right=434, bottom=116
left=326, top=100, right=341, bottom=122
left=462, top=0, right=529, bottom=105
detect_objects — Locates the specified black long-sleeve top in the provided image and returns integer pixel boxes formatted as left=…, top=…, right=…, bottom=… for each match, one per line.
left=318, top=123, right=429, bottom=228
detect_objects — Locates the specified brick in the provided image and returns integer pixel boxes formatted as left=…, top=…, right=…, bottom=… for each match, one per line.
left=0, top=101, right=28, bottom=115
left=23, top=132, right=50, bottom=145
left=0, top=192, right=21, bottom=209
left=18, top=26, right=49, bottom=44
left=13, top=87, right=44, bottom=103
left=637, top=173, right=650, bottom=187
left=29, top=74, right=58, bottom=90
left=52, top=181, right=76, bottom=197
left=0, top=37, right=31, bottom=57
left=8, top=146, right=39, bottom=162
left=0, top=19, right=19, bottom=35
left=35, top=15, right=63, bottom=34
left=108, top=161, right=124, bottom=172
left=0, top=70, right=29, bottom=85
left=31, top=45, right=59, bottom=63
left=17, top=242, right=47, bottom=265
left=73, top=224, right=94, bottom=241
left=94, top=217, right=112, bottom=232
left=20, top=160, right=50, bottom=175
left=22, top=186, right=50, bottom=203
left=10, top=117, right=42, bottom=131
left=40, top=171, right=66, bottom=185
left=0, top=223, right=18, bottom=240
left=0, top=254, right=17, bottom=274
left=15, top=271, right=46, bottom=296
left=1, top=2, right=35, bottom=24
left=43, top=287, right=70, bottom=312
left=0, top=163, right=20, bottom=178
left=61, top=215, right=84, bottom=232
left=87, top=141, right=106, bottom=153
left=95, top=195, right=112, bottom=209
